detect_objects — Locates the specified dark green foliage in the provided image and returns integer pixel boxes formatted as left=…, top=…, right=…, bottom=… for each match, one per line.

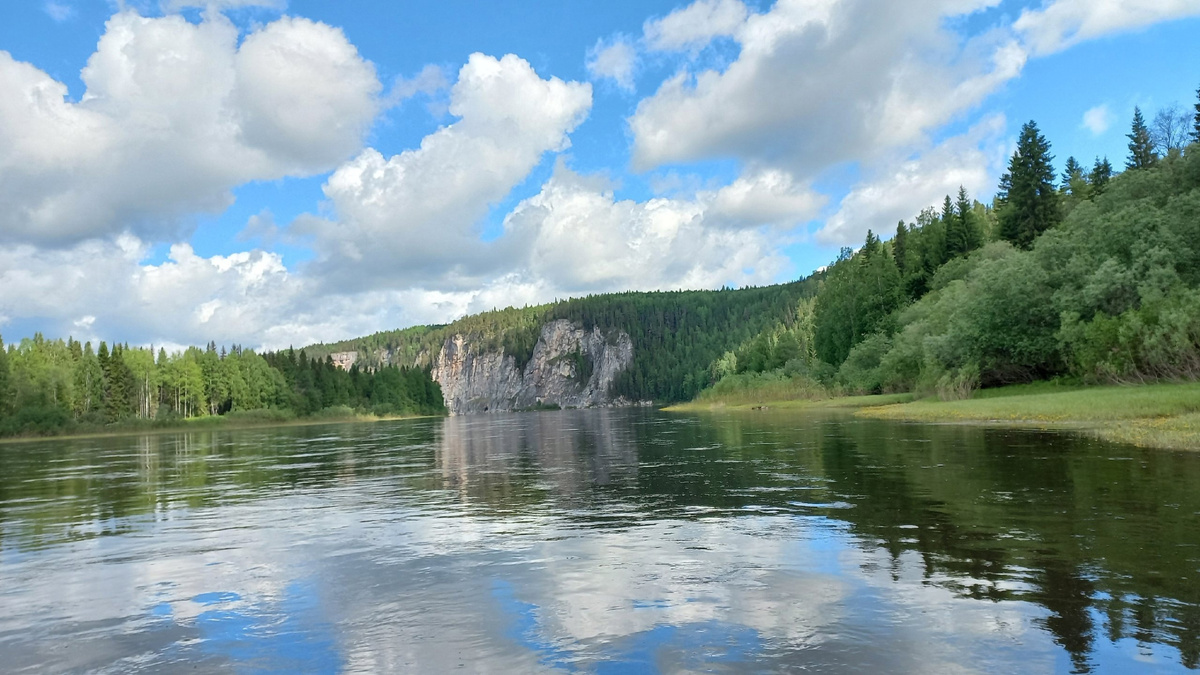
left=945, top=186, right=982, bottom=258
left=1126, top=106, right=1157, bottom=170
left=814, top=230, right=904, bottom=366
left=893, top=221, right=908, bottom=276
left=998, top=121, right=1061, bottom=249
left=1090, top=157, right=1113, bottom=196
left=555, top=283, right=820, bottom=402
left=1061, top=157, right=1084, bottom=191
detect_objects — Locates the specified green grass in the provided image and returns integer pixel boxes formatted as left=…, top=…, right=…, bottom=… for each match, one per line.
left=856, top=382, right=1200, bottom=450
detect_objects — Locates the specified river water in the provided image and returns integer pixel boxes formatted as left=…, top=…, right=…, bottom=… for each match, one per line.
left=1, top=408, right=1198, bottom=673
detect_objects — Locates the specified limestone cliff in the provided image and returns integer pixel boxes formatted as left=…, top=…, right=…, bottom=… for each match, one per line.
left=430, top=319, right=634, bottom=415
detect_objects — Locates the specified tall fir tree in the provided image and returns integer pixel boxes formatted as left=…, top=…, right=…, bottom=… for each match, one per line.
left=1061, top=157, right=1085, bottom=192
left=998, top=121, right=1060, bottom=249
left=945, top=187, right=977, bottom=258
left=892, top=221, right=908, bottom=277
left=1090, top=157, right=1113, bottom=195
left=1126, top=106, right=1156, bottom=170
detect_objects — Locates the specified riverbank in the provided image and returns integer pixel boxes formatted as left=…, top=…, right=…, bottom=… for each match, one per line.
left=0, top=408, right=438, bottom=445
left=662, top=392, right=913, bottom=412
left=856, top=381, right=1200, bottom=450
left=666, top=380, right=1200, bottom=451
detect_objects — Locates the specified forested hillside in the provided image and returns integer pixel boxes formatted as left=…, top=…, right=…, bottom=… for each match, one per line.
left=306, top=280, right=822, bottom=404
left=0, top=338, right=445, bottom=437
left=714, top=99, right=1200, bottom=401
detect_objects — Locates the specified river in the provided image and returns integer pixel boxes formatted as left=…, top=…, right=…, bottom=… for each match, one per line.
left=1, top=408, right=1197, bottom=673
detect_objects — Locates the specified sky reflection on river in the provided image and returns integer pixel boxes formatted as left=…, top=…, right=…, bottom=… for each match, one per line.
left=1, top=409, right=1197, bottom=673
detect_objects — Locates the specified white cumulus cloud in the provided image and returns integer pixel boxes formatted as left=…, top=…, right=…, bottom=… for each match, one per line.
left=1014, top=0, right=1200, bottom=56
left=629, top=0, right=1019, bottom=175
left=0, top=10, right=380, bottom=247
left=502, top=163, right=798, bottom=294
left=586, top=37, right=638, bottom=91
left=643, top=0, right=748, bottom=51
left=819, top=116, right=1007, bottom=245
left=301, top=53, right=593, bottom=291
left=1082, top=104, right=1113, bottom=135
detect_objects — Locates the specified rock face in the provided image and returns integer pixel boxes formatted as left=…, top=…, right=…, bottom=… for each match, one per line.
left=430, top=320, right=634, bottom=415
left=330, top=351, right=358, bottom=371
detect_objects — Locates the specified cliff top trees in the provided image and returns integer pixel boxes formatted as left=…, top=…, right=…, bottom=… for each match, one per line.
left=998, top=120, right=1060, bottom=249
left=1127, top=106, right=1157, bottom=170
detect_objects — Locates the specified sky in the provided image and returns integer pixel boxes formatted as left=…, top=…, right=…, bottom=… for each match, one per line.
left=1, top=0, right=1199, bottom=351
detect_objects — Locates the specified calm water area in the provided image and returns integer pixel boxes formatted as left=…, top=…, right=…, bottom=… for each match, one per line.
left=1, top=408, right=1199, bottom=673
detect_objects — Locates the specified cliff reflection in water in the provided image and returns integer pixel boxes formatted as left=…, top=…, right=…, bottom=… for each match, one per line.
left=1, top=409, right=1199, bottom=672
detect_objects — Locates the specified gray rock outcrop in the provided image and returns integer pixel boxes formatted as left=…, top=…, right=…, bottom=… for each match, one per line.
left=430, top=319, right=633, bottom=415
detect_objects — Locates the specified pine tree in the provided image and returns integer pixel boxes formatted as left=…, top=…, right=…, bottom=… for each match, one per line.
left=1090, top=157, right=1113, bottom=195
left=998, top=120, right=1060, bottom=249
left=1126, top=106, right=1156, bottom=170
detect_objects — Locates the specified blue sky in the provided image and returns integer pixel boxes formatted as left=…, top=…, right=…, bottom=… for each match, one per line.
left=1, top=0, right=1199, bottom=349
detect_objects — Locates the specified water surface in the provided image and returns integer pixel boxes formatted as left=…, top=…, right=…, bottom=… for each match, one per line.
left=1, top=408, right=1198, bottom=673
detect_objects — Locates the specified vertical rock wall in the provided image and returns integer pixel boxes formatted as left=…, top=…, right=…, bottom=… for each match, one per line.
left=430, top=319, right=634, bottom=415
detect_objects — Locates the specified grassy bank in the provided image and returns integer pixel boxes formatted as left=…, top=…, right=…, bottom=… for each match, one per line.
left=0, top=407, right=436, bottom=445
left=856, top=382, right=1200, bottom=450
left=663, top=387, right=912, bottom=412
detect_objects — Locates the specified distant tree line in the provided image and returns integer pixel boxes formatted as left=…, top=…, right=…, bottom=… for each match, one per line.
left=0, top=337, right=445, bottom=437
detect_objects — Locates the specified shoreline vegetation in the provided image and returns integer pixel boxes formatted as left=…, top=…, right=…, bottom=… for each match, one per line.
left=0, top=407, right=438, bottom=445
left=666, top=380, right=1200, bottom=451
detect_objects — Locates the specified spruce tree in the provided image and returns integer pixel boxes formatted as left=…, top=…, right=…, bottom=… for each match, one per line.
left=1090, top=157, right=1113, bottom=195
left=946, top=188, right=974, bottom=258
left=1126, top=106, right=1156, bottom=170
left=998, top=120, right=1059, bottom=249
left=957, top=186, right=981, bottom=252
left=1061, top=157, right=1084, bottom=192
left=893, top=221, right=908, bottom=277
